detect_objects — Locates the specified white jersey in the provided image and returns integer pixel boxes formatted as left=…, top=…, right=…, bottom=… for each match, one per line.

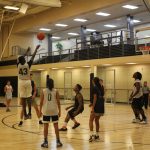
left=132, top=79, right=143, bottom=98
left=42, top=88, right=58, bottom=116
left=5, top=85, right=12, bottom=94
left=18, top=62, right=30, bottom=80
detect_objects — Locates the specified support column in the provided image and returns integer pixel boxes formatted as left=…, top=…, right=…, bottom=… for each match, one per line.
left=80, top=25, right=87, bottom=49
left=127, top=14, right=134, bottom=45
left=48, top=34, right=52, bottom=55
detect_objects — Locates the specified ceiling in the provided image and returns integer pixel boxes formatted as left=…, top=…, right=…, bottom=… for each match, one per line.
left=0, top=0, right=150, bottom=39
left=27, top=0, right=150, bottom=39
left=0, top=0, right=62, bottom=21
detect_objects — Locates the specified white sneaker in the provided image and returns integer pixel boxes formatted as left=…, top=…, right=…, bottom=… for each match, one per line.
left=132, top=118, right=140, bottom=123
left=140, top=119, right=148, bottom=124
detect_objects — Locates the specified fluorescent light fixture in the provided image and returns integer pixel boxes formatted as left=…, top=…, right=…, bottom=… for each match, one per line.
left=65, top=67, right=74, bottom=69
left=82, top=65, right=90, bottom=68
left=126, top=63, right=137, bottom=65
left=86, top=29, right=96, bottom=32
left=145, top=35, right=150, bottom=38
left=52, top=36, right=61, bottom=39
left=68, top=33, right=79, bottom=36
left=37, top=69, right=45, bottom=71
left=122, top=5, right=138, bottom=10
left=133, top=19, right=141, bottom=23
left=74, top=18, right=87, bottom=22
left=102, top=64, right=112, bottom=66
left=96, top=12, right=111, bottom=16
left=104, top=24, right=117, bottom=28
left=39, top=28, right=51, bottom=31
left=55, top=24, right=68, bottom=27
left=51, top=68, right=59, bottom=69
left=4, top=5, right=19, bottom=10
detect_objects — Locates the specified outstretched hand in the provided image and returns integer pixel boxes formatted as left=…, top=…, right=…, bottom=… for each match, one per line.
left=36, top=45, right=40, bottom=50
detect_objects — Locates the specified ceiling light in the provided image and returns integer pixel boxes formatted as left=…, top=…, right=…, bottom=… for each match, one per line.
left=82, top=65, right=90, bottom=68
left=145, top=35, right=150, bottom=38
left=122, top=5, right=139, bottom=10
left=68, top=33, right=79, bottom=36
left=96, top=12, right=111, bottom=16
left=86, top=29, right=96, bottom=32
left=126, top=63, right=137, bottom=65
left=65, top=67, right=74, bottom=69
left=4, top=6, right=19, bottom=10
left=104, top=24, right=117, bottom=28
left=52, top=36, right=61, bottom=39
left=37, top=69, right=45, bottom=71
left=133, top=19, right=141, bottom=23
left=55, top=24, right=68, bottom=27
left=51, top=68, right=59, bottom=69
left=74, top=18, right=88, bottom=22
left=39, top=28, right=51, bottom=31
left=102, top=64, right=112, bottom=66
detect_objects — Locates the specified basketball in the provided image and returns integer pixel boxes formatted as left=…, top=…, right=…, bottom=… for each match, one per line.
left=37, top=32, right=45, bottom=41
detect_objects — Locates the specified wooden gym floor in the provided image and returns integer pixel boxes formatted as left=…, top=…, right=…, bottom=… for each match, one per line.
left=0, top=98, right=150, bottom=150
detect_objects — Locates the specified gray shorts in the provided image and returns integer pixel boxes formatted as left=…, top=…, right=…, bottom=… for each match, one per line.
left=5, top=93, right=12, bottom=100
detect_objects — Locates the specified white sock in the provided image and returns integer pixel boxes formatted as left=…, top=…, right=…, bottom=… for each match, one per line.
left=90, top=131, right=94, bottom=136
left=95, top=132, right=99, bottom=136
left=63, top=122, right=67, bottom=127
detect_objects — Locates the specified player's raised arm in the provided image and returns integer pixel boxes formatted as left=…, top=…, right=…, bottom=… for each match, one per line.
left=30, top=45, right=40, bottom=62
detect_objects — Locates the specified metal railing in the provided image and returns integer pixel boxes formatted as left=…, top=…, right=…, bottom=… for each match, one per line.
left=36, top=87, right=132, bottom=104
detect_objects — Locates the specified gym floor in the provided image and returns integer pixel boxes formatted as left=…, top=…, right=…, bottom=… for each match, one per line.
left=0, top=97, right=150, bottom=150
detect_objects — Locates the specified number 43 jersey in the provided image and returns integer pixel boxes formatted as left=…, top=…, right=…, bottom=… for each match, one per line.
left=18, top=62, right=30, bottom=80
left=42, top=88, right=58, bottom=116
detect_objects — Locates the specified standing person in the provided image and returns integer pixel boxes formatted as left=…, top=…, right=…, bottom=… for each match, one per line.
left=25, top=73, right=43, bottom=124
left=59, top=84, right=84, bottom=131
left=40, top=78, right=62, bottom=148
left=4, top=81, right=13, bottom=112
left=18, top=45, right=40, bottom=126
left=129, top=72, right=147, bottom=124
left=142, top=81, right=149, bottom=109
left=89, top=77, right=105, bottom=142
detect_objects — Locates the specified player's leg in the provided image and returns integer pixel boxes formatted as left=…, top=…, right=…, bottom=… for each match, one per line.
left=53, top=116, right=63, bottom=147
left=26, top=97, right=32, bottom=119
left=71, top=111, right=81, bottom=129
left=94, top=115, right=101, bottom=141
left=131, top=100, right=140, bottom=123
left=89, top=112, right=95, bottom=142
left=41, top=123, right=49, bottom=148
left=6, top=97, right=11, bottom=112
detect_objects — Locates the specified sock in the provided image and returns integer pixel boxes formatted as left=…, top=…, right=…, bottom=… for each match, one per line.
left=20, top=119, right=23, bottom=122
left=63, top=122, right=67, bottom=128
left=90, top=131, right=94, bottom=136
left=72, top=119, right=78, bottom=124
left=96, top=132, right=99, bottom=136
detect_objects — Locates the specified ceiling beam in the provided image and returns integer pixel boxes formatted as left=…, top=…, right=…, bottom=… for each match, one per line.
left=12, top=0, right=130, bottom=33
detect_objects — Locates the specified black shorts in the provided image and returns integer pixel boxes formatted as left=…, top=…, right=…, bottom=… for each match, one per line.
left=132, top=97, right=143, bottom=109
left=68, top=107, right=83, bottom=119
left=43, top=115, right=58, bottom=123
left=94, top=97, right=105, bottom=114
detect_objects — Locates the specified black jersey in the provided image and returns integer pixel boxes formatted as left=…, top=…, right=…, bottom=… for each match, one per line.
left=93, top=85, right=104, bottom=113
left=74, top=93, right=84, bottom=112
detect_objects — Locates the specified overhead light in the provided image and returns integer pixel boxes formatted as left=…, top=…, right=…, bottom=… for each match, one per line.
left=104, top=24, right=117, bottom=28
left=68, top=33, right=79, bottom=36
left=86, top=29, right=96, bottom=32
left=51, top=68, right=59, bottom=69
left=19, top=3, right=28, bottom=14
left=82, top=65, right=90, bottom=68
left=65, top=67, right=74, bottom=69
left=126, top=63, right=137, bottom=65
left=102, top=64, right=112, bottom=66
left=39, top=28, right=51, bottom=31
left=52, top=36, right=61, bottom=39
left=122, top=5, right=139, bottom=10
left=145, top=35, right=150, bottom=38
left=4, top=6, right=19, bottom=10
left=74, top=18, right=88, bottom=22
left=133, top=19, right=141, bottom=23
left=37, top=69, right=45, bottom=71
left=55, top=24, right=68, bottom=27
left=96, top=12, right=111, bottom=16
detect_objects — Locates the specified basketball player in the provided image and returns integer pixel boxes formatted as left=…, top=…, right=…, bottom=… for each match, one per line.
left=40, top=78, right=62, bottom=148
left=89, top=77, right=105, bottom=142
left=4, top=81, right=13, bottom=112
left=59, top=84, right=84, bottom=131
left=142, top=81, right=149, bottom=109
left=24, top=73, right=43, bottom=124
left=18, top=45, right=40, bottom=126
left=129, top=72, right=147, bottom=124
